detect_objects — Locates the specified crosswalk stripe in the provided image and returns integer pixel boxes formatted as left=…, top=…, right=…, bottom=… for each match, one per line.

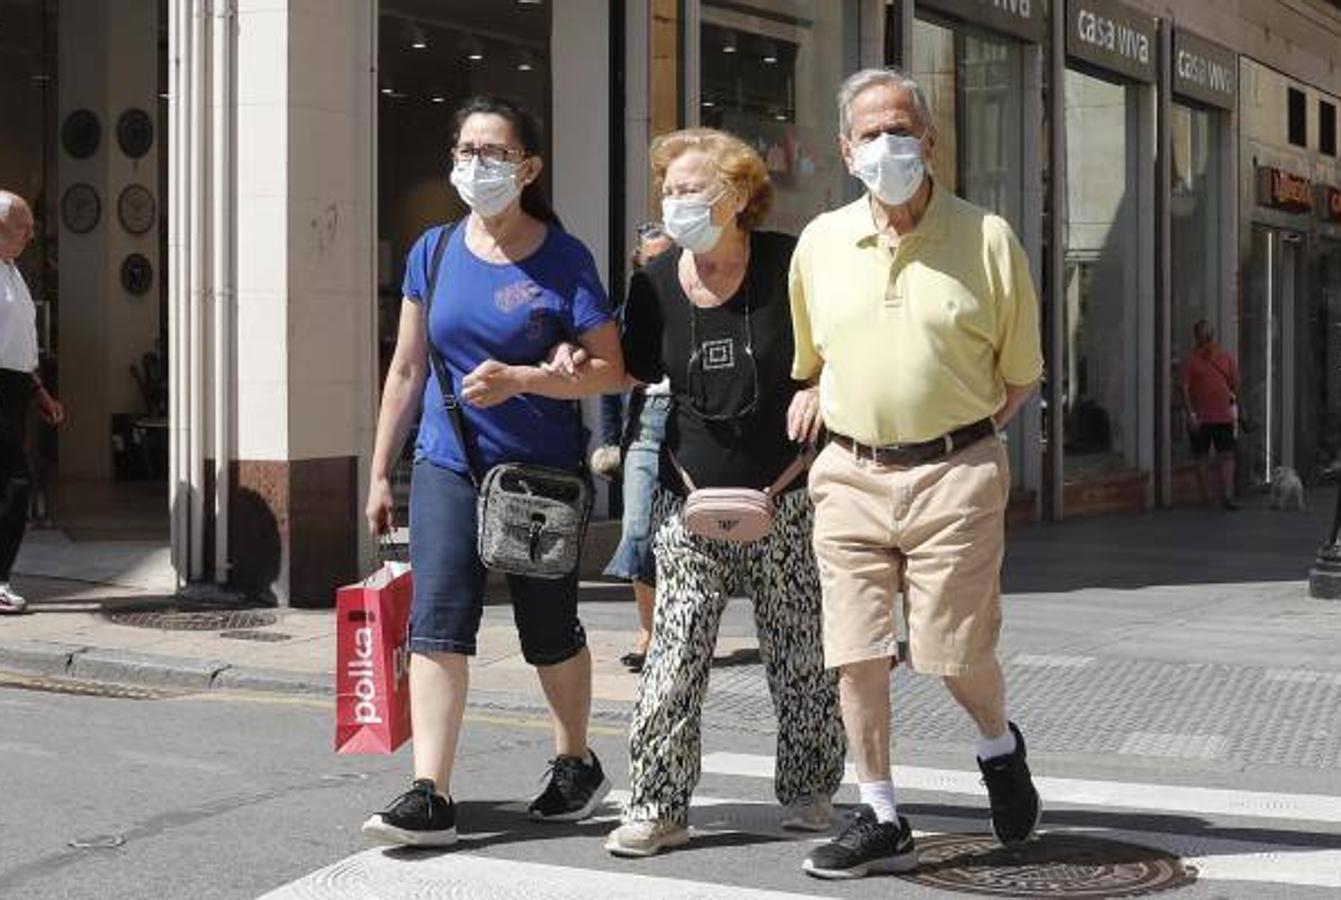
left=702, top=751, right=1341, bottom=824
left=259, top=849, right=829, bottom=900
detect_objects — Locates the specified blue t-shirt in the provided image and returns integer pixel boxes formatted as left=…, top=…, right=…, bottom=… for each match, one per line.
left=404, top=223, right=613, bottom=474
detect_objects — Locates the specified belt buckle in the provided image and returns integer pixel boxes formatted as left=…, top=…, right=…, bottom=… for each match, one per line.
left=942, top=433, right=954, bottom=457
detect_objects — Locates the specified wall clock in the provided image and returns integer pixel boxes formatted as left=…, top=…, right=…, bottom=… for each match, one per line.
left=60, top=183, right=101, bottom=234
left=117, top=184, right=157, bottom=235
left=61, top=109, right=101, bottom=159
left=120, top=254, right=154, bottom=295
left=116, top=108, right=154, bottom=159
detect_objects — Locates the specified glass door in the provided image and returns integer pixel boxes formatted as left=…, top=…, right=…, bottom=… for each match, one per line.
left=1241, top=226, right=1298, bottom=487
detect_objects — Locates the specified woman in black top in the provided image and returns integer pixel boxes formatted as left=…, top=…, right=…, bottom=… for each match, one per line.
left=603, top=128, right=844, bottom=858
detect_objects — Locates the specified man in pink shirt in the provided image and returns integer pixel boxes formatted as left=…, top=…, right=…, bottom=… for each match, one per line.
left=1179, top=320, right=1239, bottom=510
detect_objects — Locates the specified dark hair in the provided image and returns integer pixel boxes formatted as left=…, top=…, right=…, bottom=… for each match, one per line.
left=452, top=95, right=560, bottom=225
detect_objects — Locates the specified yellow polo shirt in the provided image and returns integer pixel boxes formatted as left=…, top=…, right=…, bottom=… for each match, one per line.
left=789, top=185, right=1043, bottom=445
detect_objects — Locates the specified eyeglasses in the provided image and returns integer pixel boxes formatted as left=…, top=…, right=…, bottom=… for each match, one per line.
left=451, top=143, right=527, bottom=164
left=684, top=277, right=760, bottom=422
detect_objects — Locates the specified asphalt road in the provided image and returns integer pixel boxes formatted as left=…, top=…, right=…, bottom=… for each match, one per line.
left=3, top=672, right=1340, bottom=900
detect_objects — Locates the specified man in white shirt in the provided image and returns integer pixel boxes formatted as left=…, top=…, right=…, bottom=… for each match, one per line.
left=0, top=190, right=64, bottom=613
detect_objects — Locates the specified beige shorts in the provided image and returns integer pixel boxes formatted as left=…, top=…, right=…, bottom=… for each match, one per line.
left=808, top=434, right=1009, bottom=676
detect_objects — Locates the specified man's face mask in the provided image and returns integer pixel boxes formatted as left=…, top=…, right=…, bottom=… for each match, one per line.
left=851, top=133, right=926, bottom=207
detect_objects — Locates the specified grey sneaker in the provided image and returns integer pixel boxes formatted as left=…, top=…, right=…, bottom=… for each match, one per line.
left=781, top=795, right=834, bottom=832
left=605, top=818, right=690, bottom=857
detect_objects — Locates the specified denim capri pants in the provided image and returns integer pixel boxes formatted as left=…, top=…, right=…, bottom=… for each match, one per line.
left=603, top=393, right=670, bottom=584
left=408, top=459, right=586, bottom=666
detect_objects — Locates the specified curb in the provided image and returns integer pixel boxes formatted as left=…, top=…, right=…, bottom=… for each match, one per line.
left=0, top=638, right=333, bottom=696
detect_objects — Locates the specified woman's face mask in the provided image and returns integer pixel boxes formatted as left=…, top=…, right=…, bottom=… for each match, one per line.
left=450, top=156, right=522, bottom=218
left=852, top=133, right=926, bottom=207
left=661, top=189, right=726, bottom=255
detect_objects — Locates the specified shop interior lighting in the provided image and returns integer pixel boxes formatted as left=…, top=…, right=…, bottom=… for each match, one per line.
left=761, top=41, right=778, bottom=64
left=407, top=22, right=428, bottom=50
left=722, top=31, right=737, bottom=53
left=462, top=36, right=485, bottom=61
left=517, top=50, right=536, bottom=72
left=431, top=96, right=446, bottom=104
left=380, top=86, right=394, bottom=95
left=517, top=0, right=543, bottom=5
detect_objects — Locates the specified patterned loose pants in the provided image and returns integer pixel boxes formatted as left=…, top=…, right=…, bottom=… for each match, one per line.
left=623, top=488, right=846, bottom=826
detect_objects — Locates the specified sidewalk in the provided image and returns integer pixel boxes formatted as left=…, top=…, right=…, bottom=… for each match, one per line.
left=2, top=490, right=1338, bottom=724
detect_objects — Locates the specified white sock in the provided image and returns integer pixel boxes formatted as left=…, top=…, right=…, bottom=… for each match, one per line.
left=858, top=780, right=898, bottom=823
left=977, top=726, right=1018, bottom=762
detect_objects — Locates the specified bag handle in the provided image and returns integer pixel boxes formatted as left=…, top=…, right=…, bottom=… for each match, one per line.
left=669, top=443, right=815, bottom=497
left=421, top=223, right=484, bottom=486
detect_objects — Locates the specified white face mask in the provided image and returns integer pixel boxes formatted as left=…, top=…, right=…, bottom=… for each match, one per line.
left=852, top=133, right=926, bottom=206
left=661, top=190, right=725, bottom=255
left=450, top=157, right=522, bottom=218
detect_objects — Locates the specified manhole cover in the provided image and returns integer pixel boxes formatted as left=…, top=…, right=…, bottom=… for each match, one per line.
left=904, top=832, right=1197, bottom=897
left=105, top=608, right=278, bottom=631
left=219, top=629, right=293, bottom=643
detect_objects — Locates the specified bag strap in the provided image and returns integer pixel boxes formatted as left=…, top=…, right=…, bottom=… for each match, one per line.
left=669, top=444, right=815, bottom=497
left=421, top=223, right=484, bottom=486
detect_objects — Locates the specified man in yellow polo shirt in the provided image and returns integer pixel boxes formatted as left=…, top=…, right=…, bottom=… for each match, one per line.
left=787, top=68, right=1043, bottom=880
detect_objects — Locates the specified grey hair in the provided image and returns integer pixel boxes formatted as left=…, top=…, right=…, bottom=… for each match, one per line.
left=0, top=192, right=13, bottom=223
left=837, top=68, right=933, bottom=137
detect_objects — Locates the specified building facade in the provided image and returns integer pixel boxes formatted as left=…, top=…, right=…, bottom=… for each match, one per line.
left=1, top=0, right=1339, bottom=604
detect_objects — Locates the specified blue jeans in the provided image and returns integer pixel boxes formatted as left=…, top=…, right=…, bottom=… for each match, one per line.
left=602, top=393, right=670, bottom=584
left=408, top=459, right=586, bottom=665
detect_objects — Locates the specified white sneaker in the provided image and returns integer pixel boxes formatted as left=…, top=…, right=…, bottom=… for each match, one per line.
left=604, top=819, right=690, bottom=857
left=0, top=584, right=27, bottom=615
left=781, top=795, right=834, bottom=832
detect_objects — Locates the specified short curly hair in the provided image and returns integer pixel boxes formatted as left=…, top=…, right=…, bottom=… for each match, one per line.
left=649, top=128, right=774, bottom=232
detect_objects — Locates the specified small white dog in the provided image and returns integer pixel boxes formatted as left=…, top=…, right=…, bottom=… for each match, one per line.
left=1269, top=466, right=1305, bottom=510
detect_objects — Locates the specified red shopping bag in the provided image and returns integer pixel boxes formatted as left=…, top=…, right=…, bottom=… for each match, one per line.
left=335, top=562, right=413, bottom=754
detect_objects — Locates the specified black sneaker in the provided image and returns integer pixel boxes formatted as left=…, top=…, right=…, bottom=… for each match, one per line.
left=802, top=807, right=917, bottom=879
left=979, top=721, right=1042, bottom=846
left=528, top=751, right=612, bottom=821
left=361, top=778, right=458, bottom=847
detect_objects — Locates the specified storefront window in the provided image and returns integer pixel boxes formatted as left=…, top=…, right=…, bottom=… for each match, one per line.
left=377, top=0, right=551, bottom=376
left=910, top=19, right=1024, bottom=225
left=1169, top=102, right=1223, bottom=462
left=1063, top=68, right=1140, bottom=478
left=699, top=0, right=861, bottom=234
left=1302, top=241, right=1341, bottom=478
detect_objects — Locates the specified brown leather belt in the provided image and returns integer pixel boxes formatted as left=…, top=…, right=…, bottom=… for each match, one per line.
left=831, top=418, right=996, bottom=466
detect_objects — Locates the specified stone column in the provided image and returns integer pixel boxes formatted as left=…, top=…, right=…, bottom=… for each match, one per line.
left=223, top=0, right=375, bottom=605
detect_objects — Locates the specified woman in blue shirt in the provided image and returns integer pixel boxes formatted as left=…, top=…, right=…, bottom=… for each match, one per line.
left=361, top=96, right=625, bottom=846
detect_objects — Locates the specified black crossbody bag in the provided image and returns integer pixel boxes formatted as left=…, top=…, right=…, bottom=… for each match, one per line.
left=421, top=224, right=592, bottom=579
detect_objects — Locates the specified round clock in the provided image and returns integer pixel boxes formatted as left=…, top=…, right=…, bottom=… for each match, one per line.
left=61, top=109, right=101, bottom=159
left=61, top=183, right=101, bottom=234
left=120, top=254, right=154, bottom=295
left=116, top=108, right=154, bottom=159
left=117, top=184, right=157, bottom=235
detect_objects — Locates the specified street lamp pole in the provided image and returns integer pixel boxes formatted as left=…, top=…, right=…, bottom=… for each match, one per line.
left=1309, top=483, right=1341, bottom=600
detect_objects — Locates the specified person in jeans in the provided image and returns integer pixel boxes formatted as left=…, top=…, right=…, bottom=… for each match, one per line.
left=789, top=69, right=1043, bottom=878
left=1179, top=319, right=1239, bottom=510
left=362, top=96, right=625, bottom=847
left=605, top=223, right=674, bottom=672
left=603, top=127, right=845, bottom=857
left=0, top=191, right=64, bottom=615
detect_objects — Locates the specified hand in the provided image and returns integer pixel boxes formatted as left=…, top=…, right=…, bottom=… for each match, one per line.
left=365, top=475, right=395, bottom=537
left=36, top=389, right=64, bottom=426
left=461, top=359, right=519, bottom=408
left=540, top=341, right=590, bottom=382
left=786, top=386, right=824, bottom=444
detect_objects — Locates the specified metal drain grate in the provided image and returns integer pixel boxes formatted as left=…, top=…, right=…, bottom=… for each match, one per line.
left=219, top=629, right=293, bottom=643
left=0, top=672, right=179, bottom=700
left=105, top=608, right=278, bottom=632
left=904, top=832, right=1196, bottom=897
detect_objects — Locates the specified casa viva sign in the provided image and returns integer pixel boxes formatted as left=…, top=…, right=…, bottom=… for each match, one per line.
left=1066, top=0, right=1156, bottom=83
left=916, top=0, right=1046, bottom=43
